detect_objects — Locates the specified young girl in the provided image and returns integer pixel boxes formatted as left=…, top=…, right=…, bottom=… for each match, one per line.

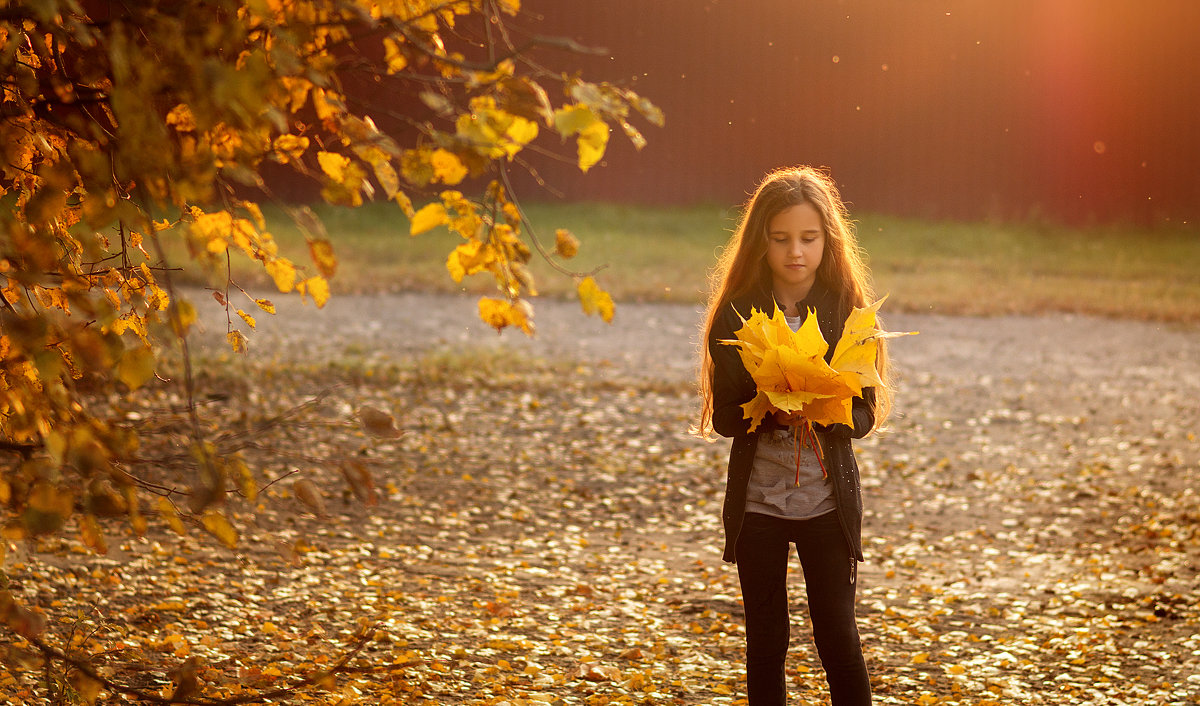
left=697, top=166, right=891, bottom=705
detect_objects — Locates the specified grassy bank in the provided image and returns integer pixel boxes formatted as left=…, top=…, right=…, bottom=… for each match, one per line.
left=179, top=201, right=1200, bottom=323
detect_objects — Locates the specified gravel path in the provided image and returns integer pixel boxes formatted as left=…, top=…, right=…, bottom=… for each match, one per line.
left=194, top=289, right=1200, bottom=513
left=192, top=289, right=1200, bottom=396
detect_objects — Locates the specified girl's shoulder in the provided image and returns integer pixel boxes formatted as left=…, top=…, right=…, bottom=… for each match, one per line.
left=714, top=290, right=774, bottom=336
left=731, top=285, right=776, bottom=316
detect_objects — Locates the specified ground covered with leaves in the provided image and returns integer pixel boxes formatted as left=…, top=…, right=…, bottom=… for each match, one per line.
left=3, top=294, right=1199, bottom=704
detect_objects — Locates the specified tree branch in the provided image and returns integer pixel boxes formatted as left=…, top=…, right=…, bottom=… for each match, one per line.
left=381, top=14, right=606, bottom=74
left=13, top=622, right=383, bottom=705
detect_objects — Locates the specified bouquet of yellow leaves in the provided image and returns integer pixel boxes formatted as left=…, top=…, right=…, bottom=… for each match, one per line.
left=721, top=297, right=915, bottom=478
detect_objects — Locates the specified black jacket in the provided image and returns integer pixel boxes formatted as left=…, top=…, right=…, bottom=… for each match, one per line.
left=708, top=278, right=876, bottom=563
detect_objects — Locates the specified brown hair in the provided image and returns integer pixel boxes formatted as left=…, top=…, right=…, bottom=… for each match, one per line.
left=695, top=166, right=892, bottom=438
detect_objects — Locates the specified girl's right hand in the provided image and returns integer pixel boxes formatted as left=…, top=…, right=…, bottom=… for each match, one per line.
left=773, top=410, right=806, bottom=426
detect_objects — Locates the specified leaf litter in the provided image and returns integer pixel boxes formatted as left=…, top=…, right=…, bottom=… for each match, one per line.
left=2, top=296, right=1198, bottom=704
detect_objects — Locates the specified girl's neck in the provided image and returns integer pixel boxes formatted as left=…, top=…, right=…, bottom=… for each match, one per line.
left=772, top=282, right=815, bottom=317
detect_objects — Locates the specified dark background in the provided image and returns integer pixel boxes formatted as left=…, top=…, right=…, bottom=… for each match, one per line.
left=505, top=0, right=1200, bottom=226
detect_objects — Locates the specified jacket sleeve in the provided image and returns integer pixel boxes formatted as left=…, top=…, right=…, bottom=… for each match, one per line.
left=709, top=304, right=776, bottom=438
left=819, top=387, right=876, bottom=439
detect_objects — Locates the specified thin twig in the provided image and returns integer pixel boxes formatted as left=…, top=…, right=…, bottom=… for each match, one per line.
left=497, top=164, right=608, bottom=280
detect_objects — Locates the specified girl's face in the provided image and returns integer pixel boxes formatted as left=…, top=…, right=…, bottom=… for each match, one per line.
left=765, top=202, right=825, bottom=297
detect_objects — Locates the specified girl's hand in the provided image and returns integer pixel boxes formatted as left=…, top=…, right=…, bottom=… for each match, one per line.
left=773, top=410, right=806, bottom=426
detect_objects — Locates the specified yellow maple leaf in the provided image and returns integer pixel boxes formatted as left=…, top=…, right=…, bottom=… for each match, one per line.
left=78, top=514, right=107, bottom=554
left=721, top=298, right=914, bottom=432
left=829, top=296, right=887, bottom=393
left=740, top=390, right=775, bottom=432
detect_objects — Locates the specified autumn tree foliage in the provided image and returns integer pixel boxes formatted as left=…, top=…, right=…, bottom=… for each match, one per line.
left=0, top=0, right=658, bottom=649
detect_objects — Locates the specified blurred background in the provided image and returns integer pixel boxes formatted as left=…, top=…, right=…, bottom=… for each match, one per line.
left=510, top=0, right=1200, bottom=226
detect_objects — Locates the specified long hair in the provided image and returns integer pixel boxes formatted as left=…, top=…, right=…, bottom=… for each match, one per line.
left=695, top=166, right=892, bottom=439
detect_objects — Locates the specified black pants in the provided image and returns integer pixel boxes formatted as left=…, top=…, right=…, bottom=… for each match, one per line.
left=735, top=511, right=871, bottom=705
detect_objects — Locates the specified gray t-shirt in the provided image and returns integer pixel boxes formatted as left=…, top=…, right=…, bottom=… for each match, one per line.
left=745, top=426, right=835, bottom=519
left=744, top=312, right=835, bottom=520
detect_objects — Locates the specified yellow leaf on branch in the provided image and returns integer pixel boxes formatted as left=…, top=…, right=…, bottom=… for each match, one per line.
left=169, top=299, right=197, bottom=337
left=308, top=238, right=337, bottom=278
left=555, top=229, right=579, bottom=258
left=298, top=276, right=330, bottom=308
left=373, top=160, right=401, bottom=199
left=157, top=497, right=186, bottom=536
left=293, top=478, right=326, bottom=516
left=265, top=258, right=296, bottom=293
left=456, top=96, right=539, bottom=160
left=117, top=345, right=156, bottom=390
left=78, top=514, right=107, bottom=554
left=165, top=103, right=196, bottom=132
left=478, top=296, right=533, bottom=334
left=23, top=483, right=74, bottom=536
left=317, top=151, right=350, bottom=182
left=272, top=134, right=309, bottom=163
left=446, top=239, right=495, bottom=283
left=430, top=148, right=468, bottom=185
left=575, top=120, right=610, bottom=172
left=554, top=104, right=609, bottom=171
left=227, top=330, right=248, bottom=354
left=382, top=37, right=408, bottom=74
left=201, top=511, right=238, bottom=548
left=577, top=276, right=614, bottom=322
left=410, top=203, right=449, bottom=235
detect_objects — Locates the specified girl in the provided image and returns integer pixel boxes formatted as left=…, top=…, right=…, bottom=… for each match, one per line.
left=697, top=166, right=891, bottom=705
